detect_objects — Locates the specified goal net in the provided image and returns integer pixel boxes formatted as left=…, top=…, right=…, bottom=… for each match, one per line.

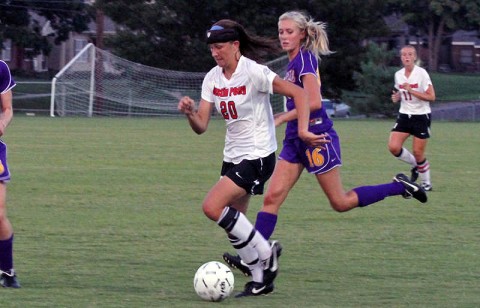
left=50, top=43, right=289, bottom=117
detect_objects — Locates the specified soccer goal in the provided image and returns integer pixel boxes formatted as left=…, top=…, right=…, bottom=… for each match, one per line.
left=50, top=43, right=288, bottom=117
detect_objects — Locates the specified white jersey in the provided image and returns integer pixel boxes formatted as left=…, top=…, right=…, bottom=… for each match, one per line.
left=394, top=65, right=433, bottom=114
left=201, top=56, right=277, bottom=164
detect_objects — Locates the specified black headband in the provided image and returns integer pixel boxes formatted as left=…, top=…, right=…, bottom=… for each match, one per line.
left=206, top=25, right=239, bottom=44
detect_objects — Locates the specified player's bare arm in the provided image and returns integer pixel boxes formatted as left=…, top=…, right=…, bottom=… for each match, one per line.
left=178, top=96, right=212, bottom=134
left=272, top=76, right=329, bottom=148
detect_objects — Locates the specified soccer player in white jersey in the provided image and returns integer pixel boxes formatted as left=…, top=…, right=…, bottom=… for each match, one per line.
left=0, top=60, right=20, bottom=288
left=177, top=19, right=326, bottom=297
left=389, top=45, right=436, bottom=191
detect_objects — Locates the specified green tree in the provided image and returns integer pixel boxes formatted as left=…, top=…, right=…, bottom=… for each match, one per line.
left=95, top=0, right=392, bottom=97
left=95, top=0, right=292, bottom=72
left=350, top=42, right=397, bottom=117
left=305, top=0, right=391, bottom=97
left=388, top=0, right=480, bottom=71
left=0, top=0, right=91, bottom=57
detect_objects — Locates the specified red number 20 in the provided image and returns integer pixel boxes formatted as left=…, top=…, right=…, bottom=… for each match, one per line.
left=219, top=101, right=238, bottom=120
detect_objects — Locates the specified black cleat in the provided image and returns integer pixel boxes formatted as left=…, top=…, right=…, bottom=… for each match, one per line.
left=394, top=173, right=427, bottom=203
left=0, top=270, right=21, bottom=288
left=235, top=281, right=274, bottom=298
left=223, top=252, right=251, bottom=276
left=263, top=240, right=282, bottom=286
left=410, top=167, right=419, bottom=182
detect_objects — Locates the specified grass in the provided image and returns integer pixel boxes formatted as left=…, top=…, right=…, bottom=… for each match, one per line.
left=430, top=72, right=480, bottom=101
left=1, top=116, right=478, bottom=307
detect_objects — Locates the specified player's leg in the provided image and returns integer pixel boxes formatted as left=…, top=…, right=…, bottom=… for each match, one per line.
left=256, top=159, right=303, bottom=238
left=413, top=139, right=432, bottom=191
left=389, top=131, right=416, bottom=164
left=0, top=183, right=20, bottom=288
left=318, top=166, right=427, bottom=210
left=224, top=159, right=300, bottom=279
left=411, top=115, right=432, bottom=191
left=0, top=141, right=19, bottom=288
left=203, top=177, right=270, bottom=262
left=225, top=194, right=264, bottom=282
left=208, top=160, right=279, bottom=296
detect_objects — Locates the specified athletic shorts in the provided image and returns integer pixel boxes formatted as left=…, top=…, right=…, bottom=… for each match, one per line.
left=0, top=140, right=11, bottom=182
left=279, top=127, right=342, bottom=174
left=221, top=152, right=276, bottom=195
left=391, top=113, right=431, bottom=139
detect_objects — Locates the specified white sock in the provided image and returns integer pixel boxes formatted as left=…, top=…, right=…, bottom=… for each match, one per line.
left=218, top=208, right=271, bottom=262
left=248, top=261, right=264, bottom=283
left=417, top=159, right=431, bottom=185
left=397, top=147, right=416, bottom=167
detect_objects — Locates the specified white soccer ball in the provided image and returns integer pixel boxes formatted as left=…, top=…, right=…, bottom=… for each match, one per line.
left=193, top=261, right=234, bottom=302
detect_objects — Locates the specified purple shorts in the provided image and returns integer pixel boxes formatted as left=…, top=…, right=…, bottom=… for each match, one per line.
left=279, top=128, right=342, bottom=174
left=0, top=141, right=10, bottom=182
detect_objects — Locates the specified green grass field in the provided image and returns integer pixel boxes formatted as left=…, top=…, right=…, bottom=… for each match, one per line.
left=1, top=116, right=479, bottom=307
left=430, top=72, right=480, bottom=101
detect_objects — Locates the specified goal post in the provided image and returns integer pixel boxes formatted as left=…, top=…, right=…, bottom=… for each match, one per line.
left=50, top=43, right=96, bottom=117
left=50, top=45, right=288, bottom=117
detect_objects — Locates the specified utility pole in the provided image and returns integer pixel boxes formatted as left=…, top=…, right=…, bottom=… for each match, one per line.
left=96, top=7, right=104, bottom=49
left=95, top=6, right=104, bottom=114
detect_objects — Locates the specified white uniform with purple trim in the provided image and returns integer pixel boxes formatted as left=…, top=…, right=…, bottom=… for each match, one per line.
left=201, top=56, right=277, bottom=164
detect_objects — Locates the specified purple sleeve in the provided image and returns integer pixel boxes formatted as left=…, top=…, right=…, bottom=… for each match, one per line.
left=0, top=61, right=16, bottom=94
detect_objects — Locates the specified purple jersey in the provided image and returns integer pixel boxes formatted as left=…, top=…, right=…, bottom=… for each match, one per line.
left=0, top=60, right=16, bottom=94
left=0, top=61, right=13, bottom=182
left=283, top=48, right=332, bottom=139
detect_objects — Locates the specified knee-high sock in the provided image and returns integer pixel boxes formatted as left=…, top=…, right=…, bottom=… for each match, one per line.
left=0, top=234, right=13, bottom=273
left=396, top=147, right=416, bottom=167
left=417, top=159, right=431, bottom=184
left=255, top=211, right=277, bottom=240
left=218, top=207, right=270, bottom=262
left=353, top=182, right=405, bottom=207
left=227, top=234, right=263, bottom=282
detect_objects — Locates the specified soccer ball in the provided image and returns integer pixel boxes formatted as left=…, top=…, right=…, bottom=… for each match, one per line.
left=193, top=261, right=234, bottom=302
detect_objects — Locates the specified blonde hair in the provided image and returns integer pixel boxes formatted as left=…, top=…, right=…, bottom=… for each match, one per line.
left=279, top=11, right=333, bottom=59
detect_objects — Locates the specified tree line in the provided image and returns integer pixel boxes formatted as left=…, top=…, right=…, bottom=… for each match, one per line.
left=1, top=0, right=479, bottom=115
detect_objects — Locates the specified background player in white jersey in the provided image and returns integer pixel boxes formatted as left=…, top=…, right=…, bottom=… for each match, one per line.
left=0, top=60, right=20, bottom=288
left=177, top=19, right=326, bottom=297
left=389, top=45, right=436, bottom=191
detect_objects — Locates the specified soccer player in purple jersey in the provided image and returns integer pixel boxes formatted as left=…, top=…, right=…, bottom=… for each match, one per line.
left=0, top=60, right=20, bottom=288
left=224, top=11, right=427, bottom=277
left=178, top=19, right=325, bottom=297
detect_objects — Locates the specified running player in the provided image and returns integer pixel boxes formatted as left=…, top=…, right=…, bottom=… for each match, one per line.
left=223, top=11, right=428, bottom=278
left=389, top=45, right=436, bottom=191
left=177, top=19, right=326, bottom=297
left=0, top=60, right=20, bottom=288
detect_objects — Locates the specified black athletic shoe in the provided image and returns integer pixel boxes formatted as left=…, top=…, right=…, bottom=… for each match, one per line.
left=235, top=281, right=274, bottom=298
left=0, top=270, right=21, bottom=288
left=263, top=240, right=282, bottom=286
left=223, top=252, right=251, bottom=276
left=410, top=167, right=419, bottom=182
left=394, top=173, right=427, bottom=203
